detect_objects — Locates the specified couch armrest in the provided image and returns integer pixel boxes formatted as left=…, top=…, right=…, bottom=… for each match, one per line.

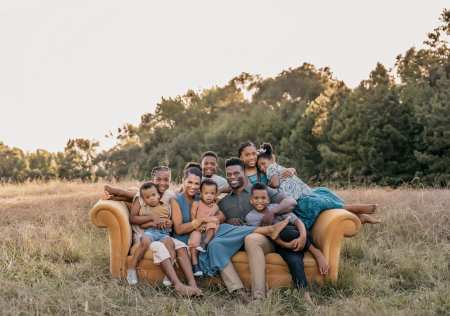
left=310, top=209, right=360, bottom=281
left=90, top=200, right=132, bottom=279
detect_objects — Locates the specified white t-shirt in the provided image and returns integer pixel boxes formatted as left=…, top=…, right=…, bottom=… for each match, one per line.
left=202, top=174, right=229, bottom=190
left=132, top=189, right=176, bottom=244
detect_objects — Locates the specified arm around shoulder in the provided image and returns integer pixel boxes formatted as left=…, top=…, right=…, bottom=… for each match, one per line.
left=268, top=175, right=280, bottom=188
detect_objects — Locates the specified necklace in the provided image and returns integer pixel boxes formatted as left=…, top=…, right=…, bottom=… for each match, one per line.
left=201, top=200, right=214, bottom=208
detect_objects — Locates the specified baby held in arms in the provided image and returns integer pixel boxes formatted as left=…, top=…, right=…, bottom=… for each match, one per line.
left=188, top=178, right=220, bottom=277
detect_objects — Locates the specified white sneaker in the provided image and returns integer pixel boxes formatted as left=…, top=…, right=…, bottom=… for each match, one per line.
left=163, top=275, right=172, bottom=286
left=127, top=269, right=137, bottom=285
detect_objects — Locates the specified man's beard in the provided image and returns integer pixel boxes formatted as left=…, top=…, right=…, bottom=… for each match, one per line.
left=229, top=178, right=244, bottom=189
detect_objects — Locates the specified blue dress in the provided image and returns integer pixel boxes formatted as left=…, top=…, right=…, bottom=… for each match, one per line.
left=171, top=193, right=202, bottom=244
left=293, top=187, right=347, bottom=229
left=170, top=193, right=256, bottom=277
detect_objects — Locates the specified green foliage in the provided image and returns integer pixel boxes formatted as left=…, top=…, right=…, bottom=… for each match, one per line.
left=396, top=8, right=450, bottom=184
left=318, top=63, right=421, bottom=185
left=1, top=9, right=449, bottom=185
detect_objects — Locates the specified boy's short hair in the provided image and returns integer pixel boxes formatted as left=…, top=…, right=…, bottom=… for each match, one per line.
left=140, top=182, right=158, bottom=195
left=251, top=182, right=268, bottom=196
left=202, top=151, right=219, bottom=161
left=200, top=178, right=218, bottom=192
left=225, top=157, right=245, bottom=170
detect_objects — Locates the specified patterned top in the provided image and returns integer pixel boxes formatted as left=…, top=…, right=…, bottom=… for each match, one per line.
left=266, top=163, right=312, bottom=200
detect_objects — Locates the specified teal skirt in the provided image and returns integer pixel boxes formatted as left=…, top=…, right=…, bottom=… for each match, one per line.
left=198, top=223, right=256, bottom=277
left=293, top=187, right=347, bottom=229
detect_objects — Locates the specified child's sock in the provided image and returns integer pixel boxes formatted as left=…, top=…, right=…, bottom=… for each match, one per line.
left=127, top=269, right=138, bottom=285
left=333, top=203, right=343, bottom=209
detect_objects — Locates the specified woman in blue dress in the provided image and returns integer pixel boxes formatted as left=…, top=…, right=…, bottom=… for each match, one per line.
left=170, top=164, right=291, bottom=297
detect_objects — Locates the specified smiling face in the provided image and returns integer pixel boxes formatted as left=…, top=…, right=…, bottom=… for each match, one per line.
left=183, top=174, right=201, bottom=196
left=201, top=156, right=219, bottom=178
left=239, top=145, right=258, bottom=169
left=250, top=189, right=270, bottom=212
left=200, top=184, right=217, bottom=204
left=225, top=165, right=246, bottom=189
left=152, top=170, right=171, bottom=195
left=257, top=157, right=274, bottom=174
left=141, top=186, right=160, bottom=207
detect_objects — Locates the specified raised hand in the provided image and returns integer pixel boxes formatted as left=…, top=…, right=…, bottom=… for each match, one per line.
left=280, top=168, right=296, bottom=179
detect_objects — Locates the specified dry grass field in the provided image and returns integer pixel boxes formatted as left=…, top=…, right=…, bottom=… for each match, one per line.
left=1, top=180, right=450, bottom=315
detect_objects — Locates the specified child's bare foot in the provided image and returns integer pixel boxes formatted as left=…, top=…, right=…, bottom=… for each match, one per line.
left=309, top=246, right=329, bottom=275
left=358, top=214, right=381, bottom=224
left=267, top=217, right=291, bottom=240
left=284, top=239, right=297, bottom=249
left=104, top=184, right=121, bottom=196
left=305, top=292, right=315, bottom=307
left=101, top=191, right=111, bottom=200
left=174, top=284, right=204, bottom=297
left=344, top=204, right=378, bottom=215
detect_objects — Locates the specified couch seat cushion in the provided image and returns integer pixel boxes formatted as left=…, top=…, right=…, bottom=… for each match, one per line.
left=131, top=244, right=318, bottom=267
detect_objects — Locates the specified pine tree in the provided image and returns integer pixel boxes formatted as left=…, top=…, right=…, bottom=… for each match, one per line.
left=319, top=63, right=420, bottom=184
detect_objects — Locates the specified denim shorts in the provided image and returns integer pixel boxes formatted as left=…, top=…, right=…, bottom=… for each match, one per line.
left=141, top=227, right=170, bottom=242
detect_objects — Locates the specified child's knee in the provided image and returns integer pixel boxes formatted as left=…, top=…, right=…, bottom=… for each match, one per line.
left=162, top=238, right=175, bottom=249
left=279, top=226, right=300, bottom=242
left=140, top=237, right=152, bottom=248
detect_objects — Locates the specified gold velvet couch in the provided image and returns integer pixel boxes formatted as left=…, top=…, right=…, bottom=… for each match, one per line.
left=90, top=199, right=360, bottom=287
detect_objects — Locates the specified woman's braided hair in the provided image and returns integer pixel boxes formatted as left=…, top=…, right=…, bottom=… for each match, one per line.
left=237, top=141, right=256, bottom=158
left=151, top=166, right=171, bottom=178
left=237, top=141, right=262, bottom=182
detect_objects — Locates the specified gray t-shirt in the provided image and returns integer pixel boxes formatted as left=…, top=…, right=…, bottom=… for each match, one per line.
left=245, top=204, right=299, bottom=227
left=202, top=174, right=229, bottom=190
left=218, top=183, right=284, bottom=222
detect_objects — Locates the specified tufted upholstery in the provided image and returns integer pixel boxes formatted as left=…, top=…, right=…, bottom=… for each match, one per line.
left=90, top=199, right=360, bottom=287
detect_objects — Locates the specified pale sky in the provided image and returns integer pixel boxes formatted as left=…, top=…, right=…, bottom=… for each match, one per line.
left=0, top=0, right=447, bottom=153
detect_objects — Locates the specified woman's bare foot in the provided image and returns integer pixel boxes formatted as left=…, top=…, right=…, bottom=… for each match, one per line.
left=305, top=292, right=315, bottom=307
left=343, top=204, right=378, bottom=215
left=308, top=246, right=329, bottom=275
left=104, top=184, right=122, bottom=196
left=358, top=214, right=381, bottom=224
left=174, top=284, right=204, bottom=297
left=267, top=217, right=291, bottom=240
left=101, top=191, right=111, bottom=200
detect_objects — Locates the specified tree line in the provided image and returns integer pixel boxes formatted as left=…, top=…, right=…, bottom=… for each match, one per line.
left=2, top=9, right=449, bottom=186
